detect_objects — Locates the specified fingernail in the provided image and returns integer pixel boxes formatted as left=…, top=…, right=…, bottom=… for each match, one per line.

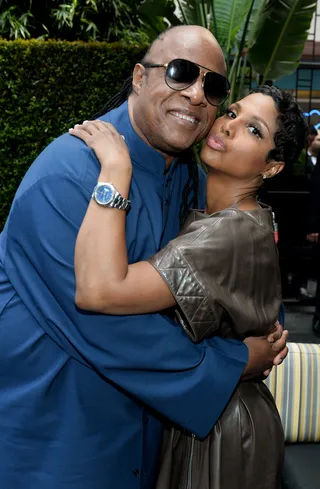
left=83, top=120, right=89, bottom=124
left=74, top=124, right=80, bottom=128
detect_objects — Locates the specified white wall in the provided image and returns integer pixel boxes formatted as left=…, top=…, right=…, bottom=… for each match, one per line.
left=308, top=2, right=320, bottom=41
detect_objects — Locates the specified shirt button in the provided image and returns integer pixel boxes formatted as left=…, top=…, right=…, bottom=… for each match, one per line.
left=164, top=200, right=169, bottom=206
left=133, top=469, right=139, bottom=477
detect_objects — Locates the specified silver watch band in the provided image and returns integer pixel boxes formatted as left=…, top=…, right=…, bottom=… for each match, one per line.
left=110, top=192, right=131, bottom=211
left=92, top=182, right=131, bottom=212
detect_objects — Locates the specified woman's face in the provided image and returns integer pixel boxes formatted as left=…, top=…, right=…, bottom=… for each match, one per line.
left=200, top=93, right=284, bottom=180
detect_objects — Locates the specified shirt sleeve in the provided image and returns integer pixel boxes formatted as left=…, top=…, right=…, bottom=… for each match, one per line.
left=197, top=165, right=207, bottom=209
left=3, top=174, right=248, bottom=439
left=149, top=210, right=282, bottom=342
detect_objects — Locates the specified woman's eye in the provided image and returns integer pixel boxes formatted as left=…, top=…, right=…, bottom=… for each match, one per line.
left=226, top=109, right=236, bottom=119
left=248, top=125, right=262, bottom=138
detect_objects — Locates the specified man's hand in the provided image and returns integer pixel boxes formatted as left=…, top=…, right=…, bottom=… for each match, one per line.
left=242, top=322, right=288, bottom=379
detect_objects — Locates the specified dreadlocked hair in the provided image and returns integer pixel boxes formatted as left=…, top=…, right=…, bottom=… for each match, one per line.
left=92, top=76, right=133, bottom=119
left=179, top=150, right=199, bottom=228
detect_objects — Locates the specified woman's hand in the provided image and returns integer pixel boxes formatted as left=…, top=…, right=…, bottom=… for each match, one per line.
left=69, top=120, right=132, bottom=174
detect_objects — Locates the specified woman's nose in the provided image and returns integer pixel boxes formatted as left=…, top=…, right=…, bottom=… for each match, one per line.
left=221, top=120, right=234, bottom=137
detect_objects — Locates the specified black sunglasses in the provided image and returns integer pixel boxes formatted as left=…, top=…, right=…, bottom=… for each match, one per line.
left=142, top=58, right=230, bottom=107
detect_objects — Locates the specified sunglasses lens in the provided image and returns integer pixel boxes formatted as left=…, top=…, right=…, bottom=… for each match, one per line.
left=204, top=72, right=230, bottom=106
left=164, top=58, right=230, bottom=106
left=165, top=59, right=200, bottom=90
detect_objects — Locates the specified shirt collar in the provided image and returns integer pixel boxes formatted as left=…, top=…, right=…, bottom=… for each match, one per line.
left=105, top=100, right=170, bottom=177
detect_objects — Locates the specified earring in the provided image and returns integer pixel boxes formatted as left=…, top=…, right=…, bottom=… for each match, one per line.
left=262, top=174, right=267, bottom=180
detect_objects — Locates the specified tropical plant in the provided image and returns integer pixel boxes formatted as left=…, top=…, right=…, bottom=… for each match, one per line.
left=0, top=0, right=149, bottom=43
left=248, top=0, right=317, bottom=83
left=138, top=0, right=318, bottom=102
left=0, top=5, right=33, bottom=39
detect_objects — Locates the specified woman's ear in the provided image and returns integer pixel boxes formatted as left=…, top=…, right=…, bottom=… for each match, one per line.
left=263, top=161, right=285, bottom=179
left=132, top=64, right=146, bottom=94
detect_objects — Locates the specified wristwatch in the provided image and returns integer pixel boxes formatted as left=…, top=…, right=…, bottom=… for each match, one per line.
left=91, top=182, right=131, bottom=212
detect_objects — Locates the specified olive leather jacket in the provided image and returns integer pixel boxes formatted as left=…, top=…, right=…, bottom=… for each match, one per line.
left=149, top=205, right=284, bottom=489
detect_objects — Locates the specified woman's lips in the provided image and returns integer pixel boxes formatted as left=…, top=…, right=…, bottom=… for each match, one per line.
left=206, top=134, right=226, bottom=151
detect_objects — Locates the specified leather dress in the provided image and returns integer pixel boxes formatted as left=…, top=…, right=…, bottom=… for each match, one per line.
left=149, top=205, right=284, bottom=489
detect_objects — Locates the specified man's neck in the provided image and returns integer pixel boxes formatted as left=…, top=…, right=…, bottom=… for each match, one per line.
left=309, top=147, right=318, bottom=157
left=165, top=155, right=175, bottom=169
left=128, top=97, right=176, bottom=171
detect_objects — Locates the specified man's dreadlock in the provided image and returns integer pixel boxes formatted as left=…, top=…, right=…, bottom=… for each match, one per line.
left=92, top=27, right=200, bottom=227
left=92, top=77, right=133, bottom=119
left=179, top=152, right=199, bottom=226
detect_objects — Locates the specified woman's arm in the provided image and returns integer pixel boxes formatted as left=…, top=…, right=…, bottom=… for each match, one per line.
left=70, top=120, right=175, bottom=314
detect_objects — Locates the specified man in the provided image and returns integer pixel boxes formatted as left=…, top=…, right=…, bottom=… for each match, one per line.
left=306, top=126, right=319, bottom=168
left=291, top=126, right=318, bottom=301
left=0, top=25, right=287, bottom=489
left=306, top=131, right=320, bottom=334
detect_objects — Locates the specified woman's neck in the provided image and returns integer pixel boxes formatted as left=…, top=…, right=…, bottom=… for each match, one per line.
left=205, top=169, right=260, bottom=214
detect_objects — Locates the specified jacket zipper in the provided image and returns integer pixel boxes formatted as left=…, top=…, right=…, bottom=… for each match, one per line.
left=186, top=434, right=196, bottom=489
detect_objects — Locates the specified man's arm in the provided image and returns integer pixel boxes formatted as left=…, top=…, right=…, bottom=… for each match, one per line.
left=4, top=173, right=285, bottom=438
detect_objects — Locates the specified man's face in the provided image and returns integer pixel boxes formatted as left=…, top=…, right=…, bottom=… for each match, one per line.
left=311, top=134, right=320, bottom=154
left=129, top=28, right=226, bottom=156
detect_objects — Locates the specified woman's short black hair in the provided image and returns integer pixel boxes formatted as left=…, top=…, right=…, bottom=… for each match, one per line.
left=250, top=85, right=308, bottom=167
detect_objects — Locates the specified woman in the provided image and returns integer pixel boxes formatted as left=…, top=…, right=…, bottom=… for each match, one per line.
left=70, top=86, right=307, bottom=489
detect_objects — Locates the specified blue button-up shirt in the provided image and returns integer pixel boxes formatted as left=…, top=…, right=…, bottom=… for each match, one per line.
left=0, top=101, right=247, bottom=489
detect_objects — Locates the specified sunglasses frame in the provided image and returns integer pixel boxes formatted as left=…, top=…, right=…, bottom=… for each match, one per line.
left=142, top=58, right=230, bottom=107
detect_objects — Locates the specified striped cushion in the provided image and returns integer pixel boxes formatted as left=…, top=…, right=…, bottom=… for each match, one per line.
left=264, top=342, right=320, bottom=443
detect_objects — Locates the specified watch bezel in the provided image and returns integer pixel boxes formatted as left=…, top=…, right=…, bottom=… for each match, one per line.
left=93, top=183, right=116, bottom=206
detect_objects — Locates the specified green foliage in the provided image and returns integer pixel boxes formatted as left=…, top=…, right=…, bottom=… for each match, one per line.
left=0, top=5, right=33, bottom=39
left=139, top=0, right=317, bottom=101
left=248, top=0, right=317, bottom=83
left=171, top=0, right=255, bottom=54
left=0, top=39, right=146, bottom=229
left=0, top=0, right=149, bottom=43
left=212, top=0, right=253, bottom=53
left=138, top=0, right=177, bottom=40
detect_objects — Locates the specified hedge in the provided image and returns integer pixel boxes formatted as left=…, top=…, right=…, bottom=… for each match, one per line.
left=0, top=39, right=146, bottom=230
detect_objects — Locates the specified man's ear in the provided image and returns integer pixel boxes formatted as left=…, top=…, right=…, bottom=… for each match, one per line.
left=264, top=161, right=285, bottom=179
left=132, top=64, right=146, bottom=94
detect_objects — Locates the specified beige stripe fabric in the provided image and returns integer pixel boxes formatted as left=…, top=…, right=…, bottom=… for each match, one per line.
left=264, top=342, right=320, bottom=443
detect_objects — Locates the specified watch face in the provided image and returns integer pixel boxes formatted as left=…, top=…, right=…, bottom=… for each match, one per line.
left=95, top=184, right=114, bottom=205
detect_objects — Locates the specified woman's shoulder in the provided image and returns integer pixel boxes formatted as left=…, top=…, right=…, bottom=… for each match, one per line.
left=181, top=204, right=274, bottom=238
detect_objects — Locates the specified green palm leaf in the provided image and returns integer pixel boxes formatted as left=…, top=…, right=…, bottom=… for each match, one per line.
left=175, top=0, right=208, bottom=26
left=174, top=0, right=256, bottom=53
left=248, top=0, right=317, bottom=82
left=138, top=0, right=180, bottom=39
left=211, top=0, right=257, bottom=53
left=236, top=0, right=265, bottom=49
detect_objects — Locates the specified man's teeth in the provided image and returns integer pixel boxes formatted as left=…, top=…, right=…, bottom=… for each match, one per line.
left=172, top=112, right=198, bottom=124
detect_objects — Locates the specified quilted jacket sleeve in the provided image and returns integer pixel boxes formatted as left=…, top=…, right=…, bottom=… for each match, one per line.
left=148, top=208, right=282, bottom=342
